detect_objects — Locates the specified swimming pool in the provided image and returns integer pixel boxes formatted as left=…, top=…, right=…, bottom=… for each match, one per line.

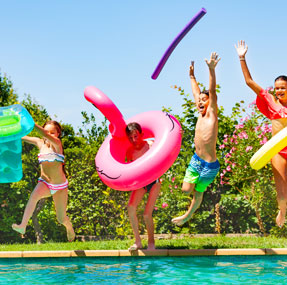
left=0, top=255, right=286, bottom=284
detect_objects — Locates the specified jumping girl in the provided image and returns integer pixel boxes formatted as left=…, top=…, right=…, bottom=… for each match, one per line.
left=12, top=121, right=75, bottom=241
left=235, top=40, right=287, bottom=227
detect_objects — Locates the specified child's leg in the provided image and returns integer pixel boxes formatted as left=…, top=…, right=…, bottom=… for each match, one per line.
left=53, top=188, right=75, bottom=242
left=127, top=188, right=146, bottom=250
left=182, top=181, right=196, bottom=194
left=143, top=183, right=160, bottom=250
left=172, top=184, right=203, bottom=226
left=271, top=154, right=287, bottom=227
left=12, top=182, right=51, bottom=234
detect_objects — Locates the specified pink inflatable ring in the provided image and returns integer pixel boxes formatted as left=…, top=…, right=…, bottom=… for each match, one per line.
left=84, top=86, right=182, bottom=191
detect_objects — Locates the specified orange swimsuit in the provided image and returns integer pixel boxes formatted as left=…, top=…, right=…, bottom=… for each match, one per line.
left=256, top=89, right=287, bottom=159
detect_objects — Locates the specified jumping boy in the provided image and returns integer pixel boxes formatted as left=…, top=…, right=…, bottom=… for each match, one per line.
left=172, top=52, right=220, bottom=226
left=125, top=122, right=161, bottom=250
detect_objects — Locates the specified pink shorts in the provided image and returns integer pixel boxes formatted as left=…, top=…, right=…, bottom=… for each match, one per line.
left=38, top=178, right=68, bottom=195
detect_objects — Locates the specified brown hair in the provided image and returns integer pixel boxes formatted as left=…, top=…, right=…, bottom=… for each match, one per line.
left=201, top=90, right=209, bottom=97
left=125, top=122, right=142, bottom=136
left=274, top=75, right=287, bottom=83
left=42, top=120, right=62, bottom=138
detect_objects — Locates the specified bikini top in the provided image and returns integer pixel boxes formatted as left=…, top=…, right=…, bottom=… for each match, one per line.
left=256, top=89, right=287, bottom=120
left=38, top=152, right=65, bottom=164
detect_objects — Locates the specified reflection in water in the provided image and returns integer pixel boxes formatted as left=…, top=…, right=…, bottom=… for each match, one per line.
left=0, top=256, right=287, bottom=284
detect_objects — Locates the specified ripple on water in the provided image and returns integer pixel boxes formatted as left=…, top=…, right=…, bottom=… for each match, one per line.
left=0, top=256, right=286, bottom=284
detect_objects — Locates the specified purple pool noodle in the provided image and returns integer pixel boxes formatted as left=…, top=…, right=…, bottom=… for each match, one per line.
left=151, top=8, right=207, bottom=80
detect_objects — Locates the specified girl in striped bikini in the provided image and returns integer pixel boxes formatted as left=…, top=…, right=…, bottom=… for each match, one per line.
left=12, top=121, right=75, bottom=241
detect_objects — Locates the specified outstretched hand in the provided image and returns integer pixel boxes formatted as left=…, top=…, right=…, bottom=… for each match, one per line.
left=205, top=52, right=220, bottom=69
left=235, top=40, right=248, bottom=58
left=189, top=61, right=195, bottom=77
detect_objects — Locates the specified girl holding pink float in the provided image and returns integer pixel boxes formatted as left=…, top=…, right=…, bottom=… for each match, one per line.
left=12, top=121, right=75, bottom=242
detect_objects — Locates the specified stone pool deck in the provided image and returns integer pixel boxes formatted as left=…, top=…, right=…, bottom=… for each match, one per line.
left=1, top=248, right=287, bottom=258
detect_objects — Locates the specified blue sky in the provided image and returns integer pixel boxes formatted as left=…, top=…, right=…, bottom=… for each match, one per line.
left=1, top=0, right=286, bottom=129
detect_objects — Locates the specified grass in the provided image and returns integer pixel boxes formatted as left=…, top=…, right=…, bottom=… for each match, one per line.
left=0, top=235, right=287, bottom=251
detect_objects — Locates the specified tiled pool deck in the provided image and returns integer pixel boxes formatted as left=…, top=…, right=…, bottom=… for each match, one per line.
left=1, top=248, right=287, bottom=258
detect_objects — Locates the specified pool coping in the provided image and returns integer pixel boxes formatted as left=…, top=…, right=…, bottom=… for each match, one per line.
left=0, top=248, right=287, bottom=258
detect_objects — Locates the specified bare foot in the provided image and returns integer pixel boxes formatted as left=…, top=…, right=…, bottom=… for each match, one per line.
left=147, top=243, right=155, bottom=250
left=12, top=224, right=26, bottom=235
left=67, top=227, right=76, bottom=242
left=276, top=210, right=285, bottom=228
left=128, top=243, right=143, bottom=251
left=172, top=215, right=188, bottom=226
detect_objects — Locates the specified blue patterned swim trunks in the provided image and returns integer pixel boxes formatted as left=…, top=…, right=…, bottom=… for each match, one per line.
left=183, top=153, right=220, bottom=192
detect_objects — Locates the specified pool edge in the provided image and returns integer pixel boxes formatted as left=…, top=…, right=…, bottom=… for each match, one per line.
left=1, top=248, right=287, bottom=258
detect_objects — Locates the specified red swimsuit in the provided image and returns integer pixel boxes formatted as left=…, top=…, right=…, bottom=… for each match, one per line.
left=256, top=89, right=287, bottom=159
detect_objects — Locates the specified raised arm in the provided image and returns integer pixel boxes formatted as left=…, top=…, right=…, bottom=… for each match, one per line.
left=189, top=61, right=201, bottom=104
left=235, top=40, right=262, bottom=96
left=205, top=52, right=220, bottom=110
left=34, top=123, right=62, bottom=152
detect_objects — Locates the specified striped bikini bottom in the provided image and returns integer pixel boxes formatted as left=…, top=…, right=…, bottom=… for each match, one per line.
left=38, top=177, right=68, bottom=195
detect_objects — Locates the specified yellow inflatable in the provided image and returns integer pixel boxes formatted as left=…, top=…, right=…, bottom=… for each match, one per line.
left=250, top=127, right=287, bottom=170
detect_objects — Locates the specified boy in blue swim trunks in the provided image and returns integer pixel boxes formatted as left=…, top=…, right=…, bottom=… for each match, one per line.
left=172, top=52, right=221, bottom=226
left=125, top=122, right=161, bottom=251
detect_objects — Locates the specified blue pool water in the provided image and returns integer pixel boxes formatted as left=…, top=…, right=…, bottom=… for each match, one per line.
left=0, top=255, right=287, bottom=284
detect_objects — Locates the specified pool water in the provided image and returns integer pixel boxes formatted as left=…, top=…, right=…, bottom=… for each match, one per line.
left=0, top=255, right=287, bottom=284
